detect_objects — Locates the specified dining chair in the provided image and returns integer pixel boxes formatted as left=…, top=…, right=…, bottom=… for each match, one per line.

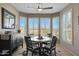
left=42, top=36, right=57, bottom=56
left=24, top=36, right=39, bottom=56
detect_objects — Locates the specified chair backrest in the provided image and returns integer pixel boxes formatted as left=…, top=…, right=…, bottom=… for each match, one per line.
left=51, top=36, right=57, bottom=48
left=24, top=36, right=32, bottom=49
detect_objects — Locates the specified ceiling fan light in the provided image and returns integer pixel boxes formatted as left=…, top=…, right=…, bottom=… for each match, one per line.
left=38, top=8, right=42, bottom=11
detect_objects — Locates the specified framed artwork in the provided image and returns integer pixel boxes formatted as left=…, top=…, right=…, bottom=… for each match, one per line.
left=2, top=8, right=15, bottom=29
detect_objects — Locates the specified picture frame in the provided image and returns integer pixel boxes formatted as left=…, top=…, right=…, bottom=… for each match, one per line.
left=2, top=8, right=15, bottom=29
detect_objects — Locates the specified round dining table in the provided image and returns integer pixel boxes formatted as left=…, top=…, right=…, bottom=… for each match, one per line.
left=31, top=36, right=52, bottom=56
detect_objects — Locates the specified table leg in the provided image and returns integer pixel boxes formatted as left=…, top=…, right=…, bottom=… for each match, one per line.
left=39, top=42, right=42, bottom=56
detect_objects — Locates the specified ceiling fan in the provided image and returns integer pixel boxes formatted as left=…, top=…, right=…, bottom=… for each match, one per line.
left=37, top=5, right=53, bottom=11
left=27, top=3, right=53, bottom=11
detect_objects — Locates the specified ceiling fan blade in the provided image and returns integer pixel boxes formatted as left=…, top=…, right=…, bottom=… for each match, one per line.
left=42, top=7, right=53, bottom=9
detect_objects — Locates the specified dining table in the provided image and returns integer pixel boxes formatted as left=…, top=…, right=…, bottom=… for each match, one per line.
left=31, top=36, right=52, bottom=56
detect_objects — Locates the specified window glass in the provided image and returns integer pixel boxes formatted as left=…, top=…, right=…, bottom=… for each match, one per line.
left=53, top=17, right=59, bottom=39
left=62, top=9, right=72, bottom=44
left=40, top=18, right=50, bottom=36
left=20, top=16, right=26, bottom=33
left=29, top=18, right=39, bottom=36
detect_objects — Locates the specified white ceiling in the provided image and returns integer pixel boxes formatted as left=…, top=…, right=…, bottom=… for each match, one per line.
left=11, top=3, right=69, bottom=14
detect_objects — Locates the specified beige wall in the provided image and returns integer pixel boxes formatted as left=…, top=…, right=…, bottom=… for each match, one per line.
left=60, top=3, right=79, bottom=55
left=0, top=3, right=19, bottom=33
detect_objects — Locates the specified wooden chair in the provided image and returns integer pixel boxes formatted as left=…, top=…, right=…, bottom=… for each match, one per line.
left=24, top=36, right=39, bottom=56
left=42, top=36, right=57, bottom=56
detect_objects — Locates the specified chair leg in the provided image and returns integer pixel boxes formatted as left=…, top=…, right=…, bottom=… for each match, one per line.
left=54, top=48, right=56, bottom=56
left=50, top=50, right=52, bottom=56
left=26, top=50, right=28, bottom=56
left=32, top=52, right=33, bottom=56
left=50, top=52, right=52, bottom=56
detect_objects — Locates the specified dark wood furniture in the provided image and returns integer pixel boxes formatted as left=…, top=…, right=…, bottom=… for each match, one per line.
left=24, top=36, right=39, bottom=56
left=0, top=35, right=12, bottom=55
left=0, top=34, right=23, bottom=56
left=42, top=36, right=57, bottom=56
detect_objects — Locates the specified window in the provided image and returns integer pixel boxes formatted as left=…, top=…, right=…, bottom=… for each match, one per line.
left=28, top=16, right=59, bottom=37
left=40, top=18, right=50, bottom=36
left=20, top=16, right=26, bottom=34
left=62, top=9, right=72, bottom=44
left=29, top=17, right=39, bottom=36
left=28, top=17, right=50, bottom=36
left=52, top=16, right=59, bottom=39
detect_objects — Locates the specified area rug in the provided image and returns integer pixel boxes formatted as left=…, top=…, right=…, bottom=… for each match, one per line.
left=12, top=47, right=65, bottom=56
